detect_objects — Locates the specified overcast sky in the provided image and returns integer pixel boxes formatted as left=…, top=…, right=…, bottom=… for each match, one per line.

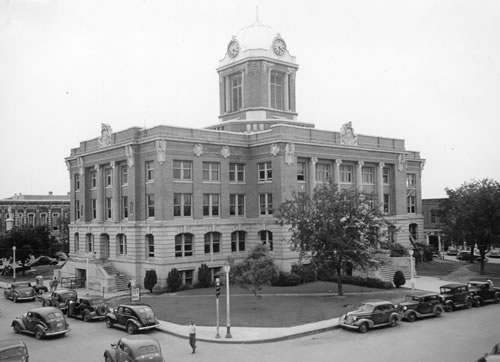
left=1, top=0, right=499, bottom=200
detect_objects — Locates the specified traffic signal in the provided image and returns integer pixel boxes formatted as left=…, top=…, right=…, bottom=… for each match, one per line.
left=215, top=277, right=221, bottom=297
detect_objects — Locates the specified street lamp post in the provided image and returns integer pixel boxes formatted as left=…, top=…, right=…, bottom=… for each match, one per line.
left=12, top=246, right=16, bottom=283
left=223, top=263, right=232, bottom=338
left=409, top=249, right=415, bottom=292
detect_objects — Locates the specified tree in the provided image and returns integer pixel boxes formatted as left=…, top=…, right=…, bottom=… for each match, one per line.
left=166, top=268, right=182, bottom=292
left=144, top=269, right=158, bottom=293
left=440, top=178, right=500, bottom=274
left=278, top=181, right=390, bottom=296
left=230, top=244, right=277, bottom=309
left=197, top=263, right=212, bottom=288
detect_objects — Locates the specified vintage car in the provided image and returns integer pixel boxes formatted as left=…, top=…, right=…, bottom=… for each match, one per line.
left=105, top=304, right=160, bottom=334
left=3, top=282, right=36, bottom=303
left=477, top=342, right=500, bottom=362
left=0, top=339, right=29, bottom=361
left=26, top=256, right=58, bottom=267
left=40, top=289, right=78, bottom=314
left=11, top=307, right=71, bottom=339
left=468, top=280, right=500, bottom=306
left=439, top=283, right=474, bottom=311
left=397, top=293, right=444, bottom=321
left=446, top=247, right=458, bottom=256
left=103, top=335, right=165, bottom=362
left=67, top=294, right=109, bottom=321
left=456, top=251, right=486, bottom=262
left=339, top=300, right=402, bottom=333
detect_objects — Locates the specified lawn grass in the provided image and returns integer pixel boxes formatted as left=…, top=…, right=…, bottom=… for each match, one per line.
left=416, top=259, right=464, bottom=277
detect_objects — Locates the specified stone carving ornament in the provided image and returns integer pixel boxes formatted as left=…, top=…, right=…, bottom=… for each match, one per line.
left=398, top=154, right=406, bottom=172
left=156, top=139, right=167, bottom=164
left=340, top=121, right=358, bottom=146
left=125, top=145, right=134, bottom=168
left=270, top=144, right=280, bottom=156
left=193, top=144, right=204, bottom=157
left=220, top=146, right=231, bottom=159
left=98, top=123, right=113, bottom=148
left=285, top=143, right=295, bottom=165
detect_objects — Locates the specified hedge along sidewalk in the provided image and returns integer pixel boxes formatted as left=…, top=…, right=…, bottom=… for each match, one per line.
left=108, top=281, right=417, bottom=328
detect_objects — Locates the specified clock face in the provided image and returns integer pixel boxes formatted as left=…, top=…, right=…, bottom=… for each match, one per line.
left=273, top=38, right=286, bottom=56
left=227, top=40, right=240, bottom=58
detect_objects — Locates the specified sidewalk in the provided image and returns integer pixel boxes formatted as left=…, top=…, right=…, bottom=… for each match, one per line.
left=0, top=275, right=455, bottom=344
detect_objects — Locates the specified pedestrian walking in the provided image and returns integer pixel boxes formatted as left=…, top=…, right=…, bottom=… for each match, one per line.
left=50, top=276, right=59, bottom=292
left=188, top=321, right=196, bottom=354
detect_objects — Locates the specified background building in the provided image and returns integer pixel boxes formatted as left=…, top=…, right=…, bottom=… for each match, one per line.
left=63, top=20, right=425, bottom=291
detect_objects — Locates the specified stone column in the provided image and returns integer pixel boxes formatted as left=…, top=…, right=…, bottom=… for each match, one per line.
left=356, top=161, right=364, bottom=189
left=378, top=162, right=385, bottom=213
left=111, top=161, right=120, bottom=222
left=79, top=168, right=86, bottom=222
left=95, top=164, right=104, bottom=222
left=334, top=159, right=342, bottom=191
left=309, top=157, right=317, bottom=195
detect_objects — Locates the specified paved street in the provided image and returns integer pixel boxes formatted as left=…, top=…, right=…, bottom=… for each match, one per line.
left=1, top=295, right=498, bottom=361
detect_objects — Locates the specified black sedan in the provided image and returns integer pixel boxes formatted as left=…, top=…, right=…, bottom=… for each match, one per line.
left=27, top=256, right=59, bottom=267
left=11, top=307, right=71, bottom=339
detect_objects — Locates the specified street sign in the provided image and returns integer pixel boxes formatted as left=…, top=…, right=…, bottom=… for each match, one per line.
left=131, top=287, right=140, bottom=302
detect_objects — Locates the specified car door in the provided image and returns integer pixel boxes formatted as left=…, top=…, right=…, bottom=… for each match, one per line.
left=371, top=306, right=387, bottom=325
left=419, top=296, right=432, bottom=314
left=456, top=287, right=466, bottom=304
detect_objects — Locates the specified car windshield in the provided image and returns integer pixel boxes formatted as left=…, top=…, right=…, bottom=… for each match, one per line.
left=45, top=311, right=64, bottom=322
left=59, top=291, right=76, bottom=299
left=357, top=303, right=375, bottom=313
left=137, top=345, right=160, bottom=356
left=89, top=298, right=105, bottom=305
left=405, top=295, right=420, bottom=302
left=138, top=307, right=154, bottom=315
left=14, top=282, right=31, bottom=288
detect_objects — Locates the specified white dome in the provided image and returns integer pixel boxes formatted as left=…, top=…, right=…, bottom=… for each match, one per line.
left=235, top=21, right=280, bottom=51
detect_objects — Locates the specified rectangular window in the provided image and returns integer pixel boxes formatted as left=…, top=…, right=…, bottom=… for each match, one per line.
left=106, top=197, right=112, bottom=219
left=121, top=165, right=128, bottom=185
left=231, top=74, right=242, bottom=112
left=204, top=233, right=221, bottom=254
left=297, top=162, right=306, bottom=182
left=202, top=162, right=220, bottom=182
left=362, top=167, right=375, bottom=184
left=183, top=270, right=193, bottom=286
left=431, top=210, right=440, bottom=224
left=74, top=174, right=80, bottom=191
left=383, top=167, right=391, bottom=185
left=203, top=194, right=220, bottom=217
left=383, top=194, right=391, bottom=214
left=105, top=168, right=112, bottom=187
left=146, top=235, right=154, bottom=258
left=407, top=173, right=417, bottom=188
left=407, top=195, right=416, bottom=213
left=90, top=171, right=97, bottom=189
left=258, top=161, right=272, bottom=182
left=229, top=163, right=245, bottom=183
left=173, top=160, right=193, bottom=181
left=259, top=193, right=273, bottom=215
left=316, top=163, right=331, bottom=182
left=147, top=194, right=155, bottom=218
left=340, top=165, right=353, bottom=184
left=75, top=200, right=80, bottom=220
left=145, top=161, right=154, bottom=182
left=229, top=194, right=245, bottom=216
left=231, top=231, right=246, bottom=252
left=91, top=199, right=97, bottom=219
left=118, top=235, right=127, bottom=255
left=122, top=196, right=128, bottom=219
left=270, top=71, right=284, bottom=110
left=175, top=234, right=193, bottom=257
left=174, top=193, right=192, bottom=217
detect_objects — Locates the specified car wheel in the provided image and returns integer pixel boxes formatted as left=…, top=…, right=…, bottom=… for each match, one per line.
left=390, top=316, right=398, bottom=327
left=358, top=322, right=368, bottom=333
left=126, top=322, right=138, bottom=335
left=3, top=291, right=8, bottom=299
left=407, top=312, right=417, bottom=322
left=494, top=293, right=500, bottom=304
left=13, top=294, right=18, bottom=303
left=35, top=327, right=44, bottom=340
left=473, top=299, right=481, bottom=307
left=42, top=300, right=47, bottom=307
left=465, top=298, right=473, bottom=309
left=105, top=318, right=114, bottom=328
left=54, top=302, right=60, bottom=309
left=104, top=353, right=112, bottom=362
left=13, top=323, right=22, bottom=334
left=434, top=307, right=442, bottom=317
left=83, top=311, right=90, bottom=322
left=444, top=304, right=453, bottom=312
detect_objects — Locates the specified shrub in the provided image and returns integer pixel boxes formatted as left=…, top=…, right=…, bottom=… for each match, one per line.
left=166, top=268, right=182, bottom=292
left=393, top=270, right=406, bottom=288
left=291, top=263, right=317, bottom=283
left=197, top=263, right=212, bottom=288
left=271, top=272, right=301, bottom=286
left=389, top=242, right=409, bottom=257
left=318, top=272, right=393, bottom=289
left=143, top=269, right=158, bottom=293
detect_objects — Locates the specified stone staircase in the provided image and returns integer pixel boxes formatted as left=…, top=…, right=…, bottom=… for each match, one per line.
left=102, top=263, right=130, bottom=291
left=379, top=264, right=413, bottom=283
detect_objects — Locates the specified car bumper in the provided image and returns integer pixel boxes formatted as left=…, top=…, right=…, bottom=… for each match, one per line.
left=138, top=323, right=160, bottom=331
left=44, top=328, right=71, bottom=337
left=16, top=296, right=36, bottom=301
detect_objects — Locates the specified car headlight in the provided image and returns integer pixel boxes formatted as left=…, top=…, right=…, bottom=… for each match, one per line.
left=403, top=306, right=407, bottom=311
left=352, top=316, right=357, bottom=321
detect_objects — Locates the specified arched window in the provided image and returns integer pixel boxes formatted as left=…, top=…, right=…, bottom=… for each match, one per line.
left=117, top=234, right=127, bottom=256
left=40, top=213, right=47, bottom=225
left=231, top=231, right=246, bottom=252
left=86, top=233, right=94, bottom=253
left=146, top=234, right=154, bottom=258
left=259, top=230, right=273, bottom=251
left=204, top=232, right=221, bottom=254
left=175, top=233, right=193, bottom=257
left=74, top=232, right=79, bottom=252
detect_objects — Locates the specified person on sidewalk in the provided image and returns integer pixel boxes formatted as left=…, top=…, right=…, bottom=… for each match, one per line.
left=188, top=321, right=196, bottom=354
left=49, top=276, right=59, bottom=292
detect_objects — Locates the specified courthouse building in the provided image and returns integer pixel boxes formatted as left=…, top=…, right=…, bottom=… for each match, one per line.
left=63, top=20, right=425, bottom=291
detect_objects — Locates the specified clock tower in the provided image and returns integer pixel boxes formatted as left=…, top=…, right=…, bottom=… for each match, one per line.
left=212, top=20, right=312, bottom=132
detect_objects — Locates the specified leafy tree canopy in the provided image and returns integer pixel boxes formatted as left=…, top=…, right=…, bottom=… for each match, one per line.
left=278, top=181, right=390, bottom=295
left=0, top=225, right=59, bottom=260
left=440, top=178, right=500, bottom=273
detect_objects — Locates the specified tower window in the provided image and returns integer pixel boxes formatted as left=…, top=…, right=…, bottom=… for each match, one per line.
left=270, top=71, right=285, bottom=110
left=231, top=74, right=242, bottom=112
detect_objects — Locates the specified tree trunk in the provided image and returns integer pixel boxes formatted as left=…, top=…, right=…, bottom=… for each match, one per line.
left=336, top=266, right=343, bottom=296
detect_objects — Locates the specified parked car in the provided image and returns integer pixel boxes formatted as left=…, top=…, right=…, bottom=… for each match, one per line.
left=40, top=289, right=78, bottom=314
left=487, top=248, right=500, bottom=259
left=27, top=256, right=58, bottom=267
left=468, top=280, right=500, bottom=306
left=103, top=335, right=165, bottom=362
left=339, top=300, right=402, bottom=333
left=0, top=339, right=29, bottom=361
left=67, top=294, right=109, bottom=322
left=446, top=247, right=458, bottom=256
left=456, top=251, right=486, bottom=262
left=3, top=282, right=36, bottom=303
left=11, top=307, right=71, bottom=339
left=398, top=293, right=444, bottom=322
left=439, top=283, right=474, bottom=311
left=477, top=342, right=500, bottom=362
left=105, top=304, right=160, bottom=334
